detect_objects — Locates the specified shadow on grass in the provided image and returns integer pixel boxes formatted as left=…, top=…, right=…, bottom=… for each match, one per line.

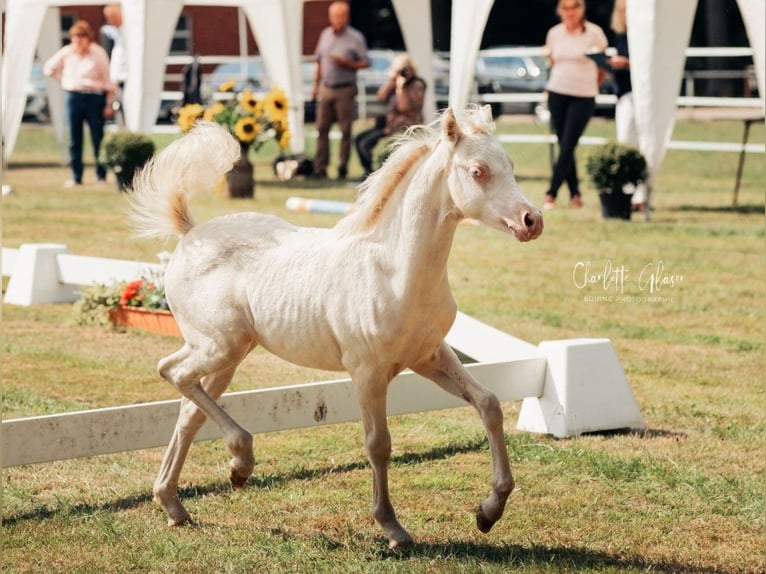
left=381, top=540, right=717, bottom=573
left=669, top=203, right=764, bottom=215
left=2, top=436, right=488, bottom=526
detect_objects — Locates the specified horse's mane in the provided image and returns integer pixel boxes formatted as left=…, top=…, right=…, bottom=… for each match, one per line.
left=336, top=107, right=495, bottom=236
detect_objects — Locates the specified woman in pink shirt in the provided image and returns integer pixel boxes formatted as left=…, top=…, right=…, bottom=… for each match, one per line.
left=44, top=20, right=115, bottom=188
left=543, top=0, right=607, bottom=209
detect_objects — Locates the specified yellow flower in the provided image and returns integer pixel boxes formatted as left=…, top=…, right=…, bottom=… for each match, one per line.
left=218, top=80, right=235, bottom=93
left=177, top=103, right=204, bottom=132
left=278, top=129, right=290, bottom=150
left=203, top=102, right=226, bottom=122
left=263, top=88, right=288, bottom=123
left=234, top=116, right=259, bottom=143
left=239, top=90, right=258, bottom=113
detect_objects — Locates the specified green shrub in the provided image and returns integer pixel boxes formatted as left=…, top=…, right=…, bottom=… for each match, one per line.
left=585, top=142, right=647, bottom=194
left=101, top=131, right=155, bottom=191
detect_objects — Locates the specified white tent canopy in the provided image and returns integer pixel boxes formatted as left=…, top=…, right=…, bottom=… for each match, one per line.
left=3, top=0, right=765, bottom=192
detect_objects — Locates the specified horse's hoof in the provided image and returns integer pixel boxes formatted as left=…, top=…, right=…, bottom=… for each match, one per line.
left=167, top=513, right=193, bottom=527
left=229, top=468, right=250, bottom=489
left=388, top=535, right=414, bottom=550
left=475, top=506, right=496, bottom=533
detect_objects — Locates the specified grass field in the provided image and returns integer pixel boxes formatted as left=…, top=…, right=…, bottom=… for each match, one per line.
left=2, top=114, right=765, bottom=573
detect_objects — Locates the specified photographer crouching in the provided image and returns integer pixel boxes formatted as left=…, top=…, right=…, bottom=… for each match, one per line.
left=355, top=54, right=426, bottom=178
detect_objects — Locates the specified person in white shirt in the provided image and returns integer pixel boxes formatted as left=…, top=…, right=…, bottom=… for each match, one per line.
left=44, top=20, right=116, bottom=187
left=543, top=0, right=607, bottom=209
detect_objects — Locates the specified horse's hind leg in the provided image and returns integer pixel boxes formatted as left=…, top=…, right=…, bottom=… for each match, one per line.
left=153, top=365, right=239, bottom=526
left=413, top=341, right=514, bottom=533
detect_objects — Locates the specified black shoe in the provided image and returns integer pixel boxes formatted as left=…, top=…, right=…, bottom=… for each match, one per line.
left=309, top=170, right=327, bottom=179
left=337, top=167, right=347, bottom=180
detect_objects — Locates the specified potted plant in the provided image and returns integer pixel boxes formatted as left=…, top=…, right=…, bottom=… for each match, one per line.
left=585, top=142, right=647, bottom=220
left=101, top=131, right=156, bottom=192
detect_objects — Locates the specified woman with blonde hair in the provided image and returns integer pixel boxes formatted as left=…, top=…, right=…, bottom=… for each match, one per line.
left=44, top=20, right=116, bottom=187
left=543, top=0, right=607, bottom=209
left=355, top=53, right=426, bottom=177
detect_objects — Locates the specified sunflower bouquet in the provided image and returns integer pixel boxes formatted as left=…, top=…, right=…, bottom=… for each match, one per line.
left=177, top=81, right=290, bottom=152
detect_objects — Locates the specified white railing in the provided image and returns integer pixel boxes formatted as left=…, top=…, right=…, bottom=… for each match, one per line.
left=157, top=47, right=764, bottom=120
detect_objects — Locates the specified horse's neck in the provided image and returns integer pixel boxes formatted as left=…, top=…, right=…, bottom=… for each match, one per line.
left=385, top=153, right=460, bottom=293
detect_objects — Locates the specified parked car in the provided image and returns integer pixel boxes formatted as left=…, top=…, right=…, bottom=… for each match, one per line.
left=204, top=58, right=271, bottom=99
left=474, top=47, right=550, bottom=115
left=24, top=62, right=49, bottom=123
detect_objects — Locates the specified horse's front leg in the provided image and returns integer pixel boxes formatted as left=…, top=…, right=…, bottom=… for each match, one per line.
left=153, top=366, right=238, bottom=526
left=413, top=341, right=514, bottom=533
left=353, top=371, right=414, bottom=549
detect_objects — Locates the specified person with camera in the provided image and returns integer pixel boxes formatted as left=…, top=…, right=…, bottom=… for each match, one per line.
left=355, top=54, right=426, bottom=178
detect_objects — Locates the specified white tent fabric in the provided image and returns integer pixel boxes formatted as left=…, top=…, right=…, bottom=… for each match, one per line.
left=736, top=0, right=765, bottom=104
left=627, top=0, right=698, bottom=191
left=447, top=0, right=496, bottom=111
left=240, top=0, right=306, bottom=153
left=121, top=0, right=183, bottom=135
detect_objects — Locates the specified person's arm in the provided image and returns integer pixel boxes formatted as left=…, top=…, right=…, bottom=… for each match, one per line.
left=312, top=60, right=322, bottom=99
left=376, top=74, right=396, bottom=102
left=43, top=48, right=66, bottom=80
left=394, top=78, right=424, bottom=113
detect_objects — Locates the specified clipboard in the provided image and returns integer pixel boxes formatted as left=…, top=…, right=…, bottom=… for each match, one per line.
left=586, top=50, right=614, bottom=73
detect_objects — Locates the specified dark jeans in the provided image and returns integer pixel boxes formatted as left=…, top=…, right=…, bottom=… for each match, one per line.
left=355, top=126, right=386, bottom=175
left=66, top=91, right=107, bottom=183
left=547, top=90, right=595, bottom=199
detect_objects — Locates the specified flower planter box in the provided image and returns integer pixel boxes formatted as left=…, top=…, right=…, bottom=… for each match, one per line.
left=109, top=306, right=181, bottom=337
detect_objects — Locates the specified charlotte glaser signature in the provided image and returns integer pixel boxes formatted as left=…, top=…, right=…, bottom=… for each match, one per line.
left=572, top=260, right=684, bottom=301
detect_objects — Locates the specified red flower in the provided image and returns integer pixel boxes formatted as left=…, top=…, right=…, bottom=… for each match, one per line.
left=120, top=279, right=144, bottom=306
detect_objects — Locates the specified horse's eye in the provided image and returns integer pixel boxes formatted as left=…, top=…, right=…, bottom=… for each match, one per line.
left=468, top=165, right=486, bottom=179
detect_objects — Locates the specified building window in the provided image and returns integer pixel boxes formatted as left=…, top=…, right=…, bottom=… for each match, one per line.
left=170, top=14, right=192, bottom=55
left=60, top=13, right=77, bottom=45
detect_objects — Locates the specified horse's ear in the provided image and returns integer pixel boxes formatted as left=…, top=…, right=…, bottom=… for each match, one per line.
left=480, top=104, right=494, bottom=123
left=443, top=108, right=463, bottom=145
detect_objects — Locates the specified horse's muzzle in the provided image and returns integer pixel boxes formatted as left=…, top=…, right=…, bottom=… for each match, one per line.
left=513, top=209, right=543, bottom=242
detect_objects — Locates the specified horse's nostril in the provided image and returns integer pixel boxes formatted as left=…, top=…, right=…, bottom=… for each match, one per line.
left=523, top=212, right=535, bottom=228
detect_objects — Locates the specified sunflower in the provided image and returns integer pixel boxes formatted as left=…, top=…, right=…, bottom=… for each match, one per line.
left=234, top=116, right=260, bottom=144
left=177, top=103, right=204, bottom=132
left=239, top=89, right=258, bottom=113
left=218, top=80, right=236, bottom=93
left=203, top=102, right=226, bottom=122
left=278, top=129, right=290, bottom=150
left=262, top=88, right=288, bottom=124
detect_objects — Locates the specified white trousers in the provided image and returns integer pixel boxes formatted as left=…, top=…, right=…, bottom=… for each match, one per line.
left=615, top=92, right=646, bottom=205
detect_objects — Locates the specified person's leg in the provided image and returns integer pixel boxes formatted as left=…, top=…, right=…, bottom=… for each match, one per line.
left=555, top=96, right=595, bottom=200
left=66, top=92, right=85, bottom=184
left=355, top=126, right=385, bottom=175
left=84, top=93, right=108, bottom=181
left=545, top=91, right=569, bottom=203
left=335, top=86, right=357, bottom=178
left=313, top=86, right=335, bottom=176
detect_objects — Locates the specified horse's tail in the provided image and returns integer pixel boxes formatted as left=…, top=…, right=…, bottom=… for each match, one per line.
left=129, top=121, right=241, bottom=239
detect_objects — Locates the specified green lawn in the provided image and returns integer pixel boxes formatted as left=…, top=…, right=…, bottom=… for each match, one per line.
left=2, top=115, right=764, bottom=573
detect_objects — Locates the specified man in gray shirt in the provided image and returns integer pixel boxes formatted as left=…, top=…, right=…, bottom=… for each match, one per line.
left=311, top=1, right=369, bottom=179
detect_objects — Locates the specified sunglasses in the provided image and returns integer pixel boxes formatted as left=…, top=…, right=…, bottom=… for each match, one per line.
left=561, top=4, right=583, bottom=10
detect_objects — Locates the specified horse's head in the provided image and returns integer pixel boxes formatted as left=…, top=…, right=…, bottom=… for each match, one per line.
left=442, top=106, right=543, bottom=242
